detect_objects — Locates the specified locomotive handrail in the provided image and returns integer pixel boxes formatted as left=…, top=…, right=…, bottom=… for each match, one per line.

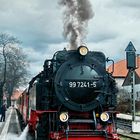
left=68, top=119, right=94, bottom=123
left=28, top=71, right=43, bottom=86
left=106, top=57, right=114, bottom=74
left=93, top=110, right=97, bottom=128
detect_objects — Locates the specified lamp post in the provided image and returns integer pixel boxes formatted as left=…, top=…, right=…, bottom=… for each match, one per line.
left=125, top=41, right=136, bottom=122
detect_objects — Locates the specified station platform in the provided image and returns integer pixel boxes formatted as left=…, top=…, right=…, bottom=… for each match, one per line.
left=0, top=107, right=22, bottom=140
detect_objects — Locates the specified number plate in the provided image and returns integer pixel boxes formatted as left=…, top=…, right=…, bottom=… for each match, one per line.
left=68, top=81, right=97, bottom=88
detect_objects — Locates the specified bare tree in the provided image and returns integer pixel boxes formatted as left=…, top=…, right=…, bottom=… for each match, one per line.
left=5, top=46, right=29, bottom=106
left=116, top=89, right=131, bottom=113
left=0, top=33, right=29, bottom=106
left=117, top=89, right=130, bottom=102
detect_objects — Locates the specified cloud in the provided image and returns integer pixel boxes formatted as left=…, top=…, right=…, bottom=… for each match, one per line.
left=107, top=0, right=140, bottom=9
left=0, top=0, right=64, bottom=50
left=23, top=42, right=67, bottom=76
left=87, top=0, right=140, bottom=52
left=0, top=0, right=140, bottom=77
left=23, top=46, right=49, bottom=76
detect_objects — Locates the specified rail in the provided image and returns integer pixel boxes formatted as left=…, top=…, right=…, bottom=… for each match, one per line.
left=117, top=120, right=132, bottom=132
left=118, top=132, right=140, bottom=140
left=117, top=118, right=140, bottom=140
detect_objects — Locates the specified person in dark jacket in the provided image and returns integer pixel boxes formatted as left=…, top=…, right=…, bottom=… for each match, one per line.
left=0, top=103, right=6, bottom=122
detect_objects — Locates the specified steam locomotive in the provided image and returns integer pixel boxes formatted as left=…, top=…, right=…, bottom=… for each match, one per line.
left=17, top=46, right=119, bottom=140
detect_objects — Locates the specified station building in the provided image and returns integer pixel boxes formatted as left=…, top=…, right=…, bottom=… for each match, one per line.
left=108, top=57, right=140, bottom=101
left=11, top=89, right=22, bottom=107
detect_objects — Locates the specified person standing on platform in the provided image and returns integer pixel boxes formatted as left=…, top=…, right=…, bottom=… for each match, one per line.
left=0, top=103, right=6, bottom=122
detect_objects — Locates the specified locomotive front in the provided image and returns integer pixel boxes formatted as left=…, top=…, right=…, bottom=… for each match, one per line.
left=26, top=46, right=119, bottom=140
left=54, top=46, right=108, bottom=112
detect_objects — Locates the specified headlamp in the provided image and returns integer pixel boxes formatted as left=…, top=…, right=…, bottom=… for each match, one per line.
left=59, top=112, right=69, bottom=122
left=78, top=46, right=88, bottom=56
left=100, top=112, right=109, bottom=122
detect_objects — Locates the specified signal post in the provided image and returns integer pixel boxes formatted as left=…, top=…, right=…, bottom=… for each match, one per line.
left=125, top=41, right=140, bottom=133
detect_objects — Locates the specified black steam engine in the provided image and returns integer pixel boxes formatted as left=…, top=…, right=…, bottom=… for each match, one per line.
left=23, top=46, right=119, bottom=140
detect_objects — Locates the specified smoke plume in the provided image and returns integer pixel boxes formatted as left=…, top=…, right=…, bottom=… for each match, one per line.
left=59, top=0, right=94, bottom=50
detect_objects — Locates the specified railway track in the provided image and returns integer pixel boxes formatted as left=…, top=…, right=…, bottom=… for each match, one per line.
left=116, top=119, right=140, bottom=140
left=119, top=132, right=140, bottom=140
left=117, top=120, right=132, bottom=132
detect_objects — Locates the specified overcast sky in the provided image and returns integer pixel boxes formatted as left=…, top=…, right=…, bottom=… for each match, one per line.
left=0, top=0, right=140, bottom=77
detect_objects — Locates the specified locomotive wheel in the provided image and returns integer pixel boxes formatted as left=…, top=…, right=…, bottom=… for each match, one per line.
left=36, top=113, right=49, bottom=140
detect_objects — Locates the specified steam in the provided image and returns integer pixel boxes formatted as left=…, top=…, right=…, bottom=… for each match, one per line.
left=59, top=0, right=94, bottom=50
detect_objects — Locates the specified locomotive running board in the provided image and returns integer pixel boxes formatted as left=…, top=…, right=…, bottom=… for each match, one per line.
left=64, top=130, right=108, bottom=140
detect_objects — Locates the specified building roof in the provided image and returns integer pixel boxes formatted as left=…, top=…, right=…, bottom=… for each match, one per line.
left=108, top=57, right=140, bottom=78
left=122, top=71, right=140, bottom=86
left=11, top=89, right=23, bottom=100
left=108, top=59, right=128, bottom=77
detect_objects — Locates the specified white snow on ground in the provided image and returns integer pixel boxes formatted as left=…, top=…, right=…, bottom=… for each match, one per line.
left=0, top=108, right=29, bottom=140
left=5, top=133, right=18, bottom=140
left=18, top=125, right=29, bottom=140
left=4, top=125, right=28, bottom=140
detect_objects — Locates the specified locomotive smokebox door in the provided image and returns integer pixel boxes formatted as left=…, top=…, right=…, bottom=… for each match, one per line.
left=125, top=41, right=136, bottom=69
